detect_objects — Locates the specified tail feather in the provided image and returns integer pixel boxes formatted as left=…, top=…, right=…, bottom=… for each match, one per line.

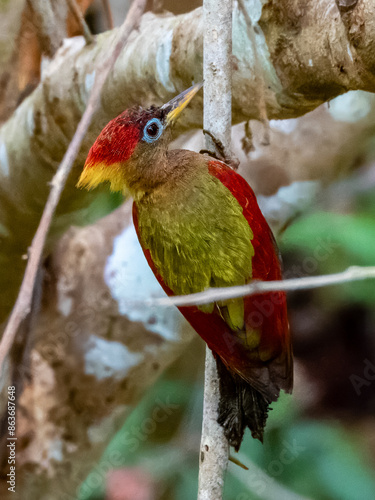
left=216, top=357, right=272, bottom=451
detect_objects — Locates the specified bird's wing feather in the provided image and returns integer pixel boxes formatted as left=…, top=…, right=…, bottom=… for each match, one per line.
left=133, top=158, right=292, bottom=399
left=207, top=160, right=293, bottom=395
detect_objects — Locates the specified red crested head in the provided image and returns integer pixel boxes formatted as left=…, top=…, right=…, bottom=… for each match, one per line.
left=77, top=82, right=203, bottom=196
left=77, top=108, right=144, bottom=192
left=86, top=111, right=140, bottom=167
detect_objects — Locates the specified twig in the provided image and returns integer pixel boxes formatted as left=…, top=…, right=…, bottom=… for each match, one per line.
left=237, top=0, right=270, bottom=145
left=198, top=0, right=232, bottom=498
left=0, top=265, right=43, bottom=465
left=231, top=452, right=313, bottom=500
left=149, top=266, right=375, bottom=308
left=66, top=0, right=94, bottom=44
left=0, top=0, right=147, bottom=369
left=198, top=349, right=230, bottom=500
left=102, top=0, right=114, bottom=30
left=203, top=0, right=232, bottom=159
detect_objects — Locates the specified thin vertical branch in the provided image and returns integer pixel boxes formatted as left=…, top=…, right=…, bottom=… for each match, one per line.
left=66, top=0, right=94, bottom=44
left=198, top=0, right=232, bottom=498
left=238, top=0, right=270, bottom=144
left=102, top=0, right=114, bottom=29
left=198, top=349, right=230, bottom=499
left=203, top=0, right=233, bottom=158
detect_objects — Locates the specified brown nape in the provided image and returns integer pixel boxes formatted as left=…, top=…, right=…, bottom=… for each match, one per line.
left=130, top=148, right=207, bottom=201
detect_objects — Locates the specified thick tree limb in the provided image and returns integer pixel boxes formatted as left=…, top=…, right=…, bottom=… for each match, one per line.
left=0, top=0, right=95, bottom=125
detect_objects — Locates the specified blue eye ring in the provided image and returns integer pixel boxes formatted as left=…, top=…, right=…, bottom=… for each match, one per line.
left=142, top=118, right=163, bottom=143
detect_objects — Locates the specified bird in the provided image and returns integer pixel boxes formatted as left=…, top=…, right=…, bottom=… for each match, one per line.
left=77, top=82, right=293, bottom=451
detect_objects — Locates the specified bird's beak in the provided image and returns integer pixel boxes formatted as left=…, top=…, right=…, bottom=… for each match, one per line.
left=162, top=82, right=203, bottom=126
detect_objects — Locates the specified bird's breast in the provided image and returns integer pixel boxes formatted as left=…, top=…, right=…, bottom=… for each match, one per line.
left=135, top=170, right=254, bottom=298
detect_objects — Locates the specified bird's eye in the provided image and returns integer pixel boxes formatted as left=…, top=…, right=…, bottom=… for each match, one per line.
left=143, top=118, right=163, bottom=143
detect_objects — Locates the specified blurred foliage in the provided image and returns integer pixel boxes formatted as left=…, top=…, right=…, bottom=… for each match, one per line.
left=52, top=189, right=124, bottom=240
left=281, top=189, right=375, bottom=307
left=77, top=358, right=375, bottom=500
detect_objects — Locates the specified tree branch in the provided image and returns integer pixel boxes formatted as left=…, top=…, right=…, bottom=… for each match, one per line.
left=66, top=0, right=94, bottom=44
left=232, top=452, right=313, bottom=500
left=102, top=0, right=114, bottom=29
left=198, top=0, right=231, bottom=498
left=237, top=0, right=270, bottom=144
left=149, top=266, right=375, bottom=308
left=198, top=349, right=229, bottom=500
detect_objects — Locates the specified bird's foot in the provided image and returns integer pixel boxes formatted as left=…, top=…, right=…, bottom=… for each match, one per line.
left=200, top=129, right=240, bottom=170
